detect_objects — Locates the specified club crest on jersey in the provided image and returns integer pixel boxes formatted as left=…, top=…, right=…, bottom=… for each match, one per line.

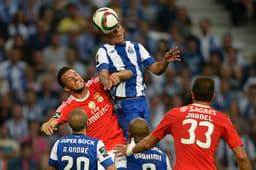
left=127, top=46, right=134, bottom=54
left=97, top=96, right=104, bottom=102
left=180, top=106, right=188, bottom=112
left=88, top=101, right=96, bottom=109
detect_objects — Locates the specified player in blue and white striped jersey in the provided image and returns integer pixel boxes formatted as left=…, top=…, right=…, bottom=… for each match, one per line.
left=47, top=108, right=115, bottom=170
left=115, top=118, right=172, bottom=170
left=94, top=8, right=181, bottom=139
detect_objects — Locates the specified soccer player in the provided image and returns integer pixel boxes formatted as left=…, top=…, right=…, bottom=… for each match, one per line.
left=114, top=76, right=252, bottom=170
left=48, top=108, right=115, bottom=170
left=116, top=118, right=172, bottom=170
left=41, top=66, right=133, bottom=151
left=94, top=8, right=181, bottom=139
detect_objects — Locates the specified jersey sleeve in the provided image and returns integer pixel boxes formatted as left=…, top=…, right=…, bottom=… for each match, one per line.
left=48, top=139, right=60, bottom=167
left=97, top=140, right=114, bottom=168
left=96, top=47, right=109, bottom=72
left=222, top=115, right=243, bottom=148
left=138, top=43, right=155, bottom=68
left=53, top=102, right=72, bottom=124
left=152, top=110, right=173, bottom=140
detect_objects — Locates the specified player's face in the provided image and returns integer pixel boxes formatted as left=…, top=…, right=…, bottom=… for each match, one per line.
left=110, top=24, right=125, bottom=44
left=62, top=69, right=85, bottom=93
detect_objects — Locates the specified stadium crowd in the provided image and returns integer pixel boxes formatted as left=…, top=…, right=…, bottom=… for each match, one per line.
left=0, top=0, right=255, bottom=169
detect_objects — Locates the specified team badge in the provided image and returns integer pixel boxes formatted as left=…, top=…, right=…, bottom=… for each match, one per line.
left=97, top=96, right=104, bottom=102
left=127, top=46, right=134, bottom=54
left=88, top=101, right=96, bottom=109
left=180, top=106, right=188, bottom=112
left=94, top=92, right=100, bottom=99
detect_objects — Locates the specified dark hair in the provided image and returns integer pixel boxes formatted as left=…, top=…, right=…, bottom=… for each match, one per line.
left=57, top=66, right=72, bottom=88
left=192, top=76, right=214, bottom=102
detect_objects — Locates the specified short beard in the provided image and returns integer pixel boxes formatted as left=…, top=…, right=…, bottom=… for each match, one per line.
left=72, top=84, right=85, bottom=93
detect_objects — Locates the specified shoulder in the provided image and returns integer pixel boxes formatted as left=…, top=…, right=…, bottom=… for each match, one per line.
left=86, top=77, right=100, bottom=87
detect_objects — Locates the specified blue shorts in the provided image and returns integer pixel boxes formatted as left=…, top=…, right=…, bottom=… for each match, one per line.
left=113, top=96, right=150, bottom=139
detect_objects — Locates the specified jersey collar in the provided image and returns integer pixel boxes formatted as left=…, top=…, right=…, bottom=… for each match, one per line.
left=71, top=90, right=90, bottom=102
left=192, top=103, right=210, bottom=108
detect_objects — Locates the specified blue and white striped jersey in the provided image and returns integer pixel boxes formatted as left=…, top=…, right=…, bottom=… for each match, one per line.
left=96, top=41, right=156, bottom=97
left=48, top=134, right=114, bottom=170
left=116, top=147, right=172, bottom=170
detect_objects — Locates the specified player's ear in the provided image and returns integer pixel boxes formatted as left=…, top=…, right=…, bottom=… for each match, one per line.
left=64, top=86, right=70, bottom=92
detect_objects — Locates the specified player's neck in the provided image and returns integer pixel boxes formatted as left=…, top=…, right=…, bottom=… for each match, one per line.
left=72, top=131, right=86, bottom=135
left=71, top=88, right=89, bottom=99
left=194, top=101, right=211, bottom=107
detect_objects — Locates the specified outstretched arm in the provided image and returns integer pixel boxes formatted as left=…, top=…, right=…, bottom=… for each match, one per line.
left=41, top=119, right=59, bottom=136
left=148, top=47, right=181, bottom=75
left=232, top=146, right=252, bottom=170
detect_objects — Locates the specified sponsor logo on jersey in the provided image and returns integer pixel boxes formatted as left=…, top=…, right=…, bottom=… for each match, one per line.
left=53, top=112, right=62, bottom=119
left=127, top=46, right=134, bottom=54
left=88, top=101, right=96, bottom=109
left=99, top=146, right=109, bottom=158
left=180, top=106, right=188, bottom=112
left=97, top=96, right=104, bottom=102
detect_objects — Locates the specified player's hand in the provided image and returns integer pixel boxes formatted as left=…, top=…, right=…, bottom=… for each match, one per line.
left=41, top=122, right=57, bottom=136
left=103, top=80, right=113, bottom=91
left=114, top=138, right=136, bottom=156
left=109, top=73, right=120, bottom=86
left=164, top=47, right=181, bottom=63
left=113, top=144, right=128, bottom=157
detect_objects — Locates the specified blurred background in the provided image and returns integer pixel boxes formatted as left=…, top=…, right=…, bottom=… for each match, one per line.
left=0, top=0, right=255, bottom=169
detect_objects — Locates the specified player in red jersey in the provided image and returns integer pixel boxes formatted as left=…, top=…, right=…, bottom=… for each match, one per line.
left=114, top=76, right=252, bottom=170
left=41, top=66, right=132, bottom=151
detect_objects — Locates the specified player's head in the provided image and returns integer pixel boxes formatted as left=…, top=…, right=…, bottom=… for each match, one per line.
left=192, top=76, right=214, bottom=102
left=57, top=66, right=85, bottom=93
left=68, top=108, right=88, bottom=132
left=128, top=118, right=150, bottom=143
left=105, top=24, right=125, bottom=45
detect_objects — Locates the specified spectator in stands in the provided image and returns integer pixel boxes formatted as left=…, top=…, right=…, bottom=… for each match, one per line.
left=172, top=7, right=192, bottom=38
left=155, top=0, right=177, bottom=31
left=238, top=84, right=256, bottom=119
left=57, top=3, right=86, bottom=33
left=213, top=78, right=232, bottom=112
left=58, top=47, right=85, bottom=78
left=37, top=74, right=59, bottom=114
left=8, top=141, right=38, bottom=170
left=43, top=31, right=66, bottom=66
left=8, top=9, right=30, bottom=39
left=197, top=18, right=221, bottom=62
left=21, top=121, right=50, bottom=165
left=0, top=48, right=27, bottom=102
left=27, top=20, right=50, bottom=50
left=5, top=103, right=28, bottom=141
left=182, top=35, right=203, bottom=76
left=216, top=118, right=256, bottom=170
left=138, top=0, right=158, bottom=24
left=22, top=89, right=43, bottom=122
left=0, top=124, right=19, bottom=161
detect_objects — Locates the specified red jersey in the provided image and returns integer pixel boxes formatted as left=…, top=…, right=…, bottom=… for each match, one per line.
left=53, top=77, right=126, bottom=151
left=152, top=103, right=243, bottom=170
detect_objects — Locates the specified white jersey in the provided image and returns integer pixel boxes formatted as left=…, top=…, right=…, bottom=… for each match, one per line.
left=96, top=41, right=155, bottom=97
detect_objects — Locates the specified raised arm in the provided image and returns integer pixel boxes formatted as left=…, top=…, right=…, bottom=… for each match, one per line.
left=148, top=47, right=181, bottom=75
left=232, top=146, right=252, bottom=170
